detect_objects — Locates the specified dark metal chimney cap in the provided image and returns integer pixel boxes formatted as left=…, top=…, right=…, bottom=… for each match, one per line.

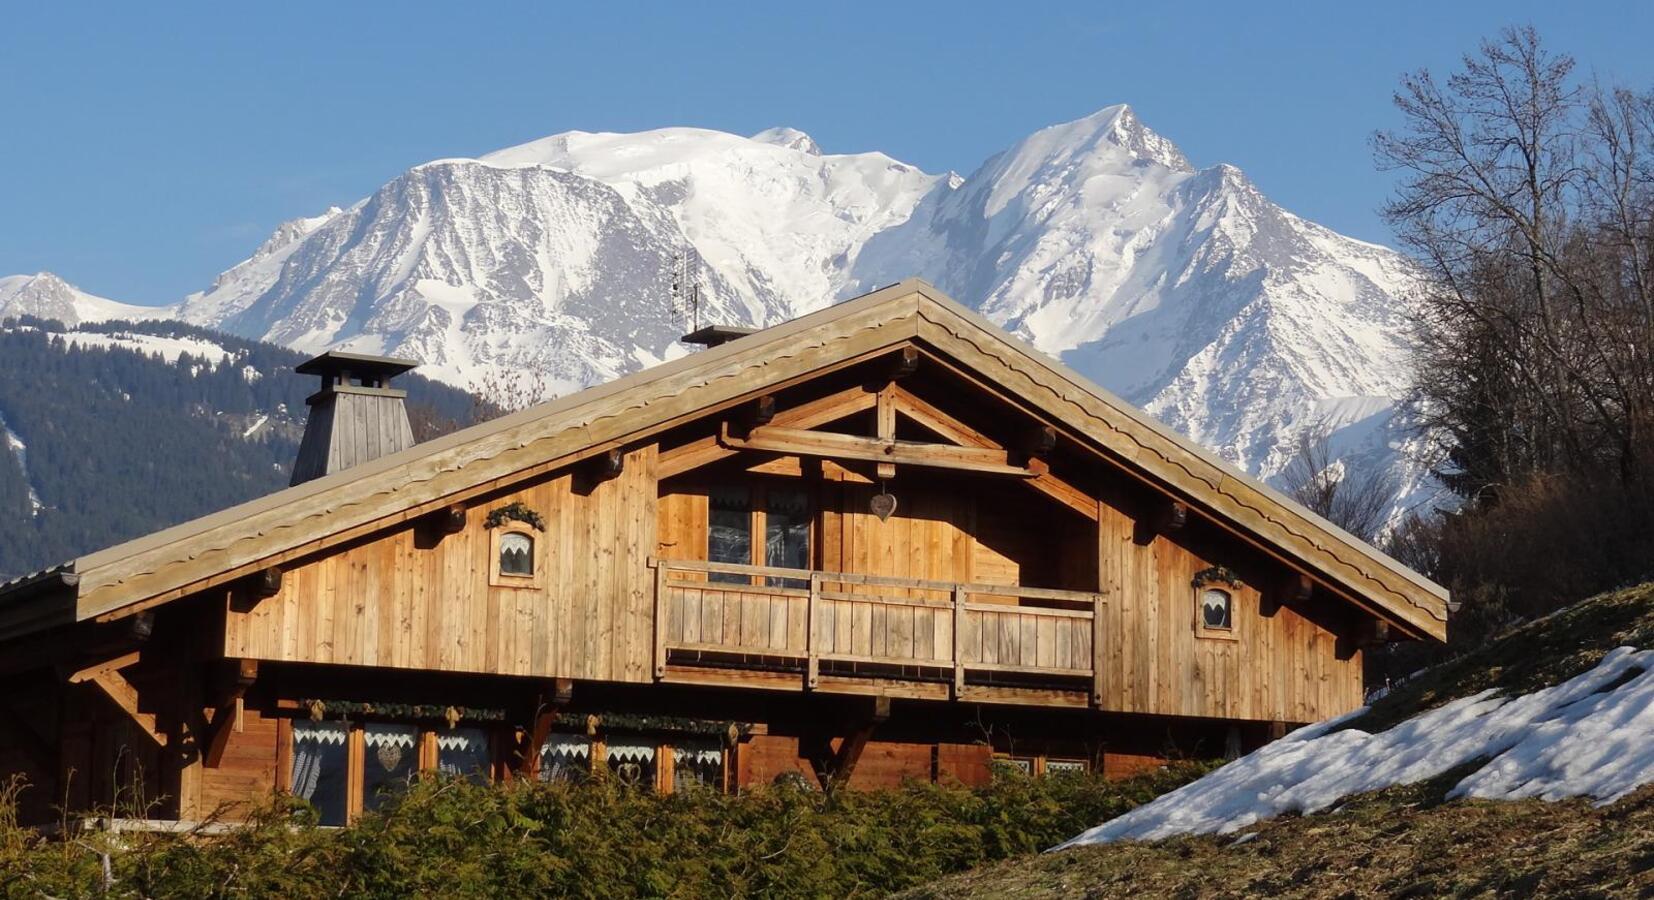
left=680, top=325, right=757, bottom=348
left=295, top=350, right=419, bottom=382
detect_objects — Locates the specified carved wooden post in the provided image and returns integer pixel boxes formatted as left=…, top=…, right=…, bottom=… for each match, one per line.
left=1092, top=591, right=1106, bottom=708
left=652, top=560, right=668, bottom=679
left=806, top=572, right=821, bottom=690
left=952, top=585, right=968, bottom=699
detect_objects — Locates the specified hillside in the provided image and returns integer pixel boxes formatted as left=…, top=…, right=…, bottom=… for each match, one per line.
left=0, top=316, right=482, bottom=580
left=899, top=584, right=1654, bottom=898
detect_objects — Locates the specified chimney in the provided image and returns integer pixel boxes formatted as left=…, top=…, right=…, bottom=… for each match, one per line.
left=289, top=351, right=419, bottom=486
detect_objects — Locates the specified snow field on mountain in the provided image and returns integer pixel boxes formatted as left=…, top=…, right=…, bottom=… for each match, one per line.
left=9, top=104, right=1442, bottom=524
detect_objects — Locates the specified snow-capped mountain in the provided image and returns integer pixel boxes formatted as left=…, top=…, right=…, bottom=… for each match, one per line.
left=0, top=272, right=174, bottom=327
left=12, top=105, right=1435, bottom=522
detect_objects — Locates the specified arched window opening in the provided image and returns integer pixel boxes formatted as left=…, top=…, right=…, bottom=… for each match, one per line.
left=499, top=531, right=534, bottom=576
left=1200, top=587, right=1232, bottom=630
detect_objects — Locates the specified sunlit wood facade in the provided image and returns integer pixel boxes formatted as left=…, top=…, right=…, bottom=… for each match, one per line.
left=0, top=281, right=1447, bottom=825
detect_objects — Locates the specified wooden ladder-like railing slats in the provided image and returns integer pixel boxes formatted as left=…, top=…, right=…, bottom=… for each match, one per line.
left=650, top=558, right=1102, bottom=695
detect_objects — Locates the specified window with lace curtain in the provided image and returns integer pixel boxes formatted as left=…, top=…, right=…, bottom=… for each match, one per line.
left=290, top=720, right=349, bottom=826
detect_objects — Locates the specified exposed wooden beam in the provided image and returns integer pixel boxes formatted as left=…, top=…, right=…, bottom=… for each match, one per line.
left=1021, top=424, right=1058, bottom=459
left=438, top=503, right=467, bottom=535
left=875, top=386, right=898, bottom=479
left=85, top=668, right=167, bottom=747
left=658, top=386, right=879, bottom=479
left=821, top=696, right=891, bottom=790
left=888, top=346, right=920, bottom=380
left=573, top=448, right=625, bottom=495
left=231, top=566, right=283, bottom=614
left=127, top=610, right=155, bottom=642
left=745, top=395, right=777, bottom=431
left=67, top=650, right=141, bottom=685
left=521, top=677, right=576, bottom=778
left=1263, top=572, right=1314, bottom=617
left=1135, top=499, right=1188, bottom=544
left=720, top=422, right=1033, bottom=478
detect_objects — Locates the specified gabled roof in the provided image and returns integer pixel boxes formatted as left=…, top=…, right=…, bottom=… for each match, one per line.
left=0, top=280, right=1448, bottom=641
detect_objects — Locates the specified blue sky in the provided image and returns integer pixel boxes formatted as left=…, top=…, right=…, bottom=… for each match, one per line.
left=2, top=2, right=1650, bottom=306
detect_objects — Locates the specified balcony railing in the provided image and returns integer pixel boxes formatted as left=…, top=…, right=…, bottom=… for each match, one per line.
left=650, top=558, right=1101, bottom=698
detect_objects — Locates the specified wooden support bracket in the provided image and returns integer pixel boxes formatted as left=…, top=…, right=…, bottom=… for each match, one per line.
left=204, top=659, right=259, bottom=768
left=520, top=677, right=575, bottom=778
left=888, top=346, right=920, bottom=380
left=231, top=567, right=283, bottom=613
left=1133, top=499, right=1188, bottom=545
left=72, top=656, right=166, bottom=748
left=573, top=448, right=625, bottom=495
left=1264, top=572, right=1314, bottom=617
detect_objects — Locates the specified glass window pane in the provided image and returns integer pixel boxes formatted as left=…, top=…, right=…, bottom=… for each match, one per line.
left=1201, top=588, right=1232, bottom=629
left=606, top=739, right=657, bottom=789
left=500, top=532, right=534, bottom=575
left=291, top=721, right=349, bottom=826
left=437, top=728, right=492, bottom=784
left=361, top=724, right=419, bottom=812
left=1045, top=759, right=1088, bottom=776
left=764, top=488, right=810, bottom=588
left=538, top=733, right=591, bottom=783
left=673, top=739, right=724, bottom=792
left=708, top=486, right=752, bottom=583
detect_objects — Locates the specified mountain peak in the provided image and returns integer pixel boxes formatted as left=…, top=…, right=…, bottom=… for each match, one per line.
left=1048, top=104, right=1192, bottom=173
left=750, top=126, right=821, bottom=156
left=0, top=271, right=171, bottom=327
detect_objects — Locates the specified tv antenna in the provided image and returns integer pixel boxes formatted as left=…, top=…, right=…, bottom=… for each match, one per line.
left=669, top=245, right=705, bottom=332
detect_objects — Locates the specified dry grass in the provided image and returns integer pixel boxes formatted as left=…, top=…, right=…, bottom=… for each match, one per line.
left=899, top=776, right=1654, bottom=899
left=899, top=584, right=1654, bottom=899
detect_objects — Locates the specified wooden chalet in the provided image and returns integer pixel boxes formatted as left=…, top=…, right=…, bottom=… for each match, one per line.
left=0, top=279, right=1448, bottom=826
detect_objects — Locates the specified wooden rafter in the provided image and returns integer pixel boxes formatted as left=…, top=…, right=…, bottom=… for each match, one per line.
left=888, top=384, right=1099, bottom=521
left=658, top=385, right=879, bottom=479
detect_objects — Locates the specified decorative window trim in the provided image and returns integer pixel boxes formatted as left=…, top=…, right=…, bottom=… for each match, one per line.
left=484, top=501, right=545, bottom=531
left=490, top=524, right=544, bottom=588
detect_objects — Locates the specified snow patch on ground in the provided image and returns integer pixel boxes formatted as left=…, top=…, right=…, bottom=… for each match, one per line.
left=1060, top=646, right=1654, bottom=847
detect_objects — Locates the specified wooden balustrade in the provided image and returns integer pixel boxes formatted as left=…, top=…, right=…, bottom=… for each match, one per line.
left=649, top=558, right=1101, bottom=699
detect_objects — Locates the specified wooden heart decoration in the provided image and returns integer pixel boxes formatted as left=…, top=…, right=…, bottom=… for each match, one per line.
left=376, top=742, right=404, bottom=772
left=870, top=492, right=898, bottom=522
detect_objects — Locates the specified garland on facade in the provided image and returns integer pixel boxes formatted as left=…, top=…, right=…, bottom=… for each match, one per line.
left=561, top=711, right=753, bottom=745
left=484, top=501, right=545, bottom=531
left=1190, top=566, right=1243, bottom=590
left=301, top=699, right=509, bottom=727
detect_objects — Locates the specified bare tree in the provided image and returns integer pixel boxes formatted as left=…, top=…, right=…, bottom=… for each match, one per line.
left=1375, top=26, right=1654, bottom=499
left=1278, top=421, right=1395, bottom=543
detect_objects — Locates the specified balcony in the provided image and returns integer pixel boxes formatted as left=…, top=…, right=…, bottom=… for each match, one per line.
left=650, top=558, right=1101, bottom=701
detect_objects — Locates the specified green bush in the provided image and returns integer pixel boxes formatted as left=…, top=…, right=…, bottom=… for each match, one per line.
left=0, top=762, right=1213, bottom=898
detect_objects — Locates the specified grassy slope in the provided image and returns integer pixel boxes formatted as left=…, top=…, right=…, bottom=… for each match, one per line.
left=901, top=583, right=1654, bottom=899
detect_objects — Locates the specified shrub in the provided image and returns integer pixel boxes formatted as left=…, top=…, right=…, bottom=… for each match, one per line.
left=0, top=763, right=1214, bottom=898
